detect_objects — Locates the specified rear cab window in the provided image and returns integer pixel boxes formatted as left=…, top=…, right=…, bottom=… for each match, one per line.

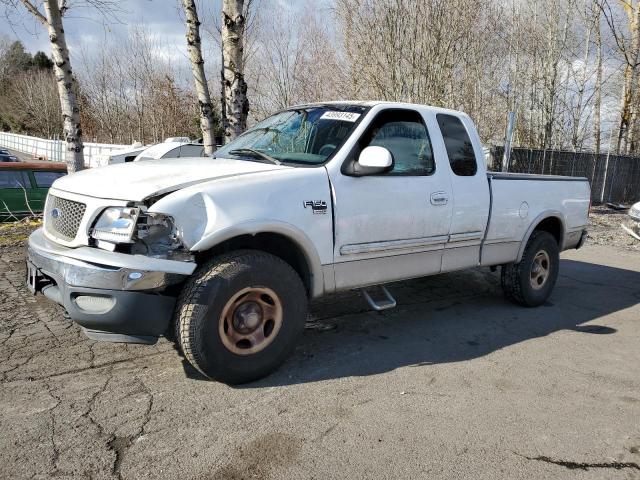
left=437, top=114, right=477, bottom=176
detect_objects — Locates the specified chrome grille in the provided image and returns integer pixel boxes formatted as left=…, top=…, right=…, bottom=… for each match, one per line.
left=44, top=194, right=86, bottom=241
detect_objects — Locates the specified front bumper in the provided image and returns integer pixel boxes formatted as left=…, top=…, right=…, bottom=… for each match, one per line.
left=27, top=228, right=196, bottom=343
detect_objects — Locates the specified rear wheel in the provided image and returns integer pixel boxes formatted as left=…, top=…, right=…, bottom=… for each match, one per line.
left=501, top=231, right=560, bottom=307
left=174, top=250, right=307, bottom=384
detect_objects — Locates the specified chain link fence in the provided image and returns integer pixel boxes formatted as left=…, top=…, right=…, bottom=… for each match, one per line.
left=489, top=146, right=640, bottom=205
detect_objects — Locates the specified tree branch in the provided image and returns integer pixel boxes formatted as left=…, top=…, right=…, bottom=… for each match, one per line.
left=18, top=0, right=47, bottom=25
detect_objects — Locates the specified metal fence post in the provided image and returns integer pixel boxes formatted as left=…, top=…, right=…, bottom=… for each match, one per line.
left=599, top=128, right=615, bottom=204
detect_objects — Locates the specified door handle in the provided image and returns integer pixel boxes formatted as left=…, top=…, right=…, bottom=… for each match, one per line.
left=430, top=192, right=449, bottom=206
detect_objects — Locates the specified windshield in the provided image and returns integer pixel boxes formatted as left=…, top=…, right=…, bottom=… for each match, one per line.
left=214, top=105, right=368, bottom=165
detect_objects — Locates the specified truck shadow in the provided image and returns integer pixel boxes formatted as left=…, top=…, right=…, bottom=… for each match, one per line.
left=182, top=259, right=638, bottom=386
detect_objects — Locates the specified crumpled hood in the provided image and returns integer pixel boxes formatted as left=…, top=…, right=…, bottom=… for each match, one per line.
left=52, top=157, right=287, bottom=202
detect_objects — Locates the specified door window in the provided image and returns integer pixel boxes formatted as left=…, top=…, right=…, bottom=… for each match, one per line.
left=33, top=171, right=66, bottom=188
left=0, top=171, right=30, bottom=189
left=351, top=109, right=435, bottom=176
left=437, top=114, right=477, bottom=176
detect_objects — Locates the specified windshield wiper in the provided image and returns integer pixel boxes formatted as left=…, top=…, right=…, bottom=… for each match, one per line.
left=228, top=148, right=282, bottom=165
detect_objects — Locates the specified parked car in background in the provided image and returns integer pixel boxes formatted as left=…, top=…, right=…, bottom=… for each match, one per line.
left=629, top=201, right=640, bottom=222
left=0, top=162, right=66, bottom=221
left=91, top=139, right=200, bottom=168
left=134, top=141, right=205, bottom=162
left=91, top=143, right=146, bottom=168
left=0, top=148, right=11, bottom=155
left=0, top=153, right=19, bottom=162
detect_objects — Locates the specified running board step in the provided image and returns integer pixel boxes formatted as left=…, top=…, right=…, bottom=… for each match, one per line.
left=362, top=285, right=397, bottom=311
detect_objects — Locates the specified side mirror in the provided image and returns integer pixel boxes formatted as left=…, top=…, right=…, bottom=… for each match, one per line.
left=357, top=146, right=393, bottom=172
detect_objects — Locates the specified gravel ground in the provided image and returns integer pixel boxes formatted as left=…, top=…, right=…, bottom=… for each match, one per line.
left=1, top=213, right=639, bottom=479
left=588, top=206, right=640, bottom=251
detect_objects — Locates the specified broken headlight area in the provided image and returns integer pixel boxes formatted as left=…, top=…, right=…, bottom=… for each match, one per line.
left=130, top=212, right=194, bottom=261
left=91, top=209, right=193, bottom=262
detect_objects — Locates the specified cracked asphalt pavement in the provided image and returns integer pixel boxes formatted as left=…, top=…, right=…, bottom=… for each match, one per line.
left=1, top=241, right=639, bottom=479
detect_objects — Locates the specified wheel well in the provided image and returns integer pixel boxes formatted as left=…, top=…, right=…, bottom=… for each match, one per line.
left=196, top=233, right=312, bottom=296
left=533, top=216, right=563, bottom=246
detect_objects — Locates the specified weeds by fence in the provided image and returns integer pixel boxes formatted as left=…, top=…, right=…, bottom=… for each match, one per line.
left=490, top=147, right=640, bottom=205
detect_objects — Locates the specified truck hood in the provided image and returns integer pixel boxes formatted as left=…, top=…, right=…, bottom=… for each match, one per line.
left=52, top=157, right=287, bottom=201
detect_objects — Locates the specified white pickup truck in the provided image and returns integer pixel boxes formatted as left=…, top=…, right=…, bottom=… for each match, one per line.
left=27, top=102, right=590, bottom=383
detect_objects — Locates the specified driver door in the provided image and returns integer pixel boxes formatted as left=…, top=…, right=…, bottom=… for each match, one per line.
left=327, top=108, right=453, bottom=290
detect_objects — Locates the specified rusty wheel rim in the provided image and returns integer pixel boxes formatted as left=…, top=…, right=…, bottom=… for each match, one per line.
left=219, top=287, right=283, bottom=355
left=530, top=250, right=550, bottom=290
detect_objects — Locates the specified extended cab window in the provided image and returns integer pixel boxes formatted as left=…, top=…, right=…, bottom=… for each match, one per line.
left=175, top=145, right=205, bottom=157
left=437, top=114, right=477, bottom=176
left=0, top=171, right=30, bottom=189
left=33, top=171, right=66, bottom=188
left=354, top=109, right=434, bottom=175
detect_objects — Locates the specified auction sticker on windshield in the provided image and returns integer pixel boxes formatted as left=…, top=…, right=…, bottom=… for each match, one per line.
left=320, top=111, right=361, bottom=122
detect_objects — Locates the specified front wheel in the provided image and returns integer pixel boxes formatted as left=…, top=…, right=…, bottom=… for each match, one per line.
left=174, top=250, right=307, bottom=384
left=501, top=231, right=560, bottom=307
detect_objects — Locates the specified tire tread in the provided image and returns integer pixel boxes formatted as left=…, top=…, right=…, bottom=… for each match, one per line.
left=174, top=250, right=305, bottom=381
left=501, top=231, right=554, bottom=307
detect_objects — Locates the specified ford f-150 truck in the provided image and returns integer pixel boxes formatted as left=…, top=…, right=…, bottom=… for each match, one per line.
left=26, top=102, right=590, bottom=383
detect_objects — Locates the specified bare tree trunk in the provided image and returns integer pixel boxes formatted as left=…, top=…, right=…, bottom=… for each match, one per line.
left=220, top=41, right=227, bottom=140
left=592, top=1, right=602, bottom=184
left=627, top=4, right=640, bottom=153
left=182, top=0, right=215, bottom=154
left=572, top=19, right=592, bottom=150
left=17, top=0, right=85, bottom=171
left=221, top=0, right=249, bottom=142
left=594, top=2, right=602, bottom=157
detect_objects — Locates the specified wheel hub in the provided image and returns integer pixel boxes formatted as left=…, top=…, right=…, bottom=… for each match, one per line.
left=233, top=301, right=262, bottom=333
left=530, top=250, right=550, bottom=290
left=219, top=287, right=283, bottom=356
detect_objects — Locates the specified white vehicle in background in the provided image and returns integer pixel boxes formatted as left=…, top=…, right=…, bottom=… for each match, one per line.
left=623, top=201, right=640, bottom=240
left=91, top=143, right=146, bottom=167
left=134, top=140, right=205, bottom=162
left=629, top=202, right=640, bottom=222
left=26, top=101, right=590, bottom=384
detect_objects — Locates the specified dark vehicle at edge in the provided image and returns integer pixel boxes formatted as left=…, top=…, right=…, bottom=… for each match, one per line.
left=0, top=161, right=67, bottom=221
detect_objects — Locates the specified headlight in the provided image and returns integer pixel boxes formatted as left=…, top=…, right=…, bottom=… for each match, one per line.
left=91, top=207, right=140, bottom=243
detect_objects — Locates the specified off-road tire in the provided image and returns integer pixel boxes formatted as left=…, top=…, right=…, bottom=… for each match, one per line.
left=501, top=231, right=560, bottom=307
left=174, top=250, right=307, bottom=384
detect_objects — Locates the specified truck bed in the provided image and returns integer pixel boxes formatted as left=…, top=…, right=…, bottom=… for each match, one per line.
left=481, top=172, right=590, bottom=266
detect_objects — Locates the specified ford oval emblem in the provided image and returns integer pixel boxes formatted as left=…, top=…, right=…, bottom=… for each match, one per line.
left=51, top=208, right=62, bottom=219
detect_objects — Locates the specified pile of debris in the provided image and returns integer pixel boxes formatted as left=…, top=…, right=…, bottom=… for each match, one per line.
left=588, top=203, right=640, bottom=250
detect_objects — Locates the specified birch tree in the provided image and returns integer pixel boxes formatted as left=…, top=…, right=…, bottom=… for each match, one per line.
left=4, top=0, right=85, bottom=171
left=594, top=2, right=603, bottom=156
left=221, top=0, right=249, bottom=141
left=599, top=0, right=640, bottom=154
left=182, top=0, right=215, bottom=153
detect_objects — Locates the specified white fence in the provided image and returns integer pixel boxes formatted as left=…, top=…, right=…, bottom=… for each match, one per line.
left=0, top=132, right=128, bottom=167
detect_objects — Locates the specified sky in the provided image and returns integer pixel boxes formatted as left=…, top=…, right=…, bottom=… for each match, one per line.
left=0, top=0, right=310, bottom=85
left=0, top=0, right=270, bottom=74
left=2, top=1, right=185, bottom=52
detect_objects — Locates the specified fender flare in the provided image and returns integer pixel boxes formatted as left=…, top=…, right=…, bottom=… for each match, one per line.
left=190, top=220, right=325, bottom=297
left=516, top=210, right=566, bottom=262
